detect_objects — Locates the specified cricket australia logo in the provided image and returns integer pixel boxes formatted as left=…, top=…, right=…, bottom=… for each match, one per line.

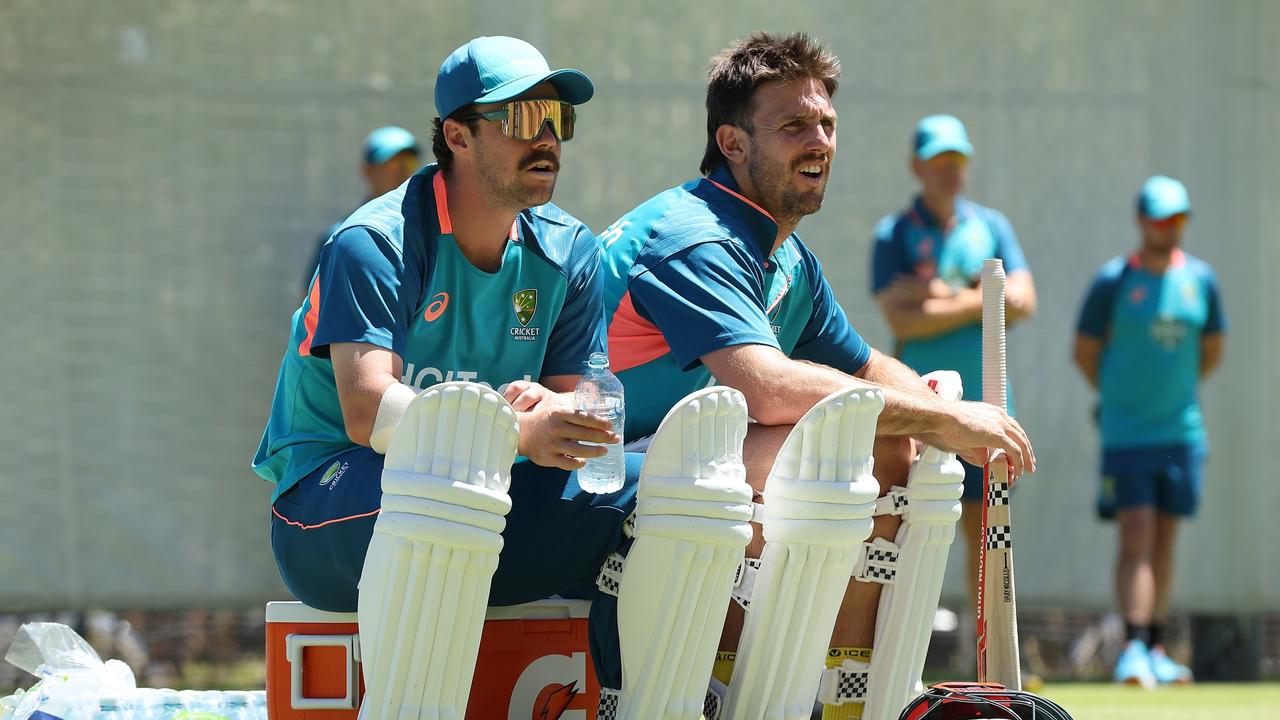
left=319, top=461, right=348, bottom=490
left=511, top=288, right=541, bottom=341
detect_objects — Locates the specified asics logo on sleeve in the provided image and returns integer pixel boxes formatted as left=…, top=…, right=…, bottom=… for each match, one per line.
left=423, top=292, right=450, bottom=322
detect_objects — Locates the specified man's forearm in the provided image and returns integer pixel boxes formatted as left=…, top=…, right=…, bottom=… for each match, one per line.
left=884, top=289, right=983, bottom=340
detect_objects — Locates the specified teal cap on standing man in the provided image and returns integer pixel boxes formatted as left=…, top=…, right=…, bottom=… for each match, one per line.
left=914, top=114, right=974, bottom=160
left=1137, top=175, right=1191, bottom=219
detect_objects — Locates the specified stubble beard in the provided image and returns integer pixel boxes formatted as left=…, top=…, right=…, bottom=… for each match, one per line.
left=475, top=146, right=556, bottom=212
left=747, top=151, right=825, bottom=228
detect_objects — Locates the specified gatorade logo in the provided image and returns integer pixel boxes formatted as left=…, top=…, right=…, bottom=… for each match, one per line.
left=423, top=292, right=450, bottom=322
left=509, top=652, right=590, bottom=720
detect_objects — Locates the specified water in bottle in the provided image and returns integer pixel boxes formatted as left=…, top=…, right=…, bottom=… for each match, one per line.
left=575, top=352, right=625, bottom=493
left=93, top=694, right=122, bottom=720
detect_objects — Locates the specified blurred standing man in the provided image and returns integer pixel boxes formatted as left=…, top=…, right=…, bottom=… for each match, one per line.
left=303, top=126, right=422, bottom=289
left=871, top=114, right=1037, bottom=605
left=1074, top=176, right=1225, bottom=687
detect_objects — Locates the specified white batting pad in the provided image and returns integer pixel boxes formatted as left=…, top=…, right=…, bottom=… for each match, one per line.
left=613, top=387, right=754, bottom=720
left=725, top=387, right=884, bottom=720
left=857, top=370, right=965, bottom=720
left=357, top=381, right=519, bottom=720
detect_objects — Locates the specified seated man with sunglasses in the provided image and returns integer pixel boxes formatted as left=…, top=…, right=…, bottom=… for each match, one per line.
left=255, top=36, right=651, bottom=717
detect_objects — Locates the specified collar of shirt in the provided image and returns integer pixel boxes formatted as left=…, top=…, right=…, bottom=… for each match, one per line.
left=910, top=194, right=974, bottom=233
left=701, top=166, right=784, bottom=264
left=429, top=165, right=520, bottom=242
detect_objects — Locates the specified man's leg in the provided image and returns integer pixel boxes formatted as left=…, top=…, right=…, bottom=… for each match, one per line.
left=1113, top=505, right=1157, bottom=687
left=721, top=388, right=885, bottom=719
left=717, top=432, right=909, bottom=650
left=1116, top=506, right=1157, bottom=631
left=358, top=382, right=520, bottom=719
left=1146, top=443, right=1203, bottom=684
left=596, top=387, right=755, bottom=719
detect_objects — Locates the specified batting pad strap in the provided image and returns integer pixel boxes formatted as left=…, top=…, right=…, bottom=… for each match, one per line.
left=595, top=552, right=627, bottom=597
left=817, top=660, right=870, bottom=705
left=596, top=687, right=619, bottom=720
left=852, top=537, right=900, bottom=585
left=874, top=486, right=910, bottom=517
left=730, top=557, right=763, bottom=611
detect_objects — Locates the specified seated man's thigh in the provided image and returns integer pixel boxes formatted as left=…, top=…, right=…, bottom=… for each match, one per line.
left=490, top=453, right=643, bottom=605
left=270, top=446, right=384, bottom=612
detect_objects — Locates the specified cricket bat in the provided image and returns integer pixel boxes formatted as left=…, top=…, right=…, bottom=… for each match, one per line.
left=976, top=258, right=1021, bottom=690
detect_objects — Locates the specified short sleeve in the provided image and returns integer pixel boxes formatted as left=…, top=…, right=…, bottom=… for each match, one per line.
left=988, top=210, right=1029, bottom=273
left=541, top=225, right=608, bottom=377
left=871, top=215, right=909, bottom=294
left=793, top=254, right=872, bottom=375
left=1076, top=269, right=1119, bottom=339
left=1201, top=266, right=1227, bottom=334
left=309, top=226, right=417, bottom=358
left=629, top=241, right=779, bottom=370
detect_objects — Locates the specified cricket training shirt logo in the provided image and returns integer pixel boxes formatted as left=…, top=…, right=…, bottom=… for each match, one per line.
left=511, top=288, right=541, bottom=341
left=513, top=289, right=537, bottom=326
left=423, top=292, right=449, bottom=322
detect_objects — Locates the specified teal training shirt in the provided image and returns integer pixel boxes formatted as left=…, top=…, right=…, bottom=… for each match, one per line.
left=253, top=165, right=604, bottom=501
left=599, top=167, right=871, bottom=440
left=1076, top=250, right=1225, bottom=449
left=872, top=196, right=1029, bottom=408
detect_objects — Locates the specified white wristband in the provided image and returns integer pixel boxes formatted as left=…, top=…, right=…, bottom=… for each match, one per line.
left=369, top=382, right=419, bottom=454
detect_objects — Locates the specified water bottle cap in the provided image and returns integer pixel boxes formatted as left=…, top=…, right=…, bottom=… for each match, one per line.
left=588, top=352, right=608, bottom=369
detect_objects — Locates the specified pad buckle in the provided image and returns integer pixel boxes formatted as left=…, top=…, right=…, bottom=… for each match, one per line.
left=731, top=557, right=763, bottom=611
left=874, top=486, right=910, bottom=517
left=853, top=537, right=900, bottom=584
left=595, top=552, right=626, bottom=597
left=818, top=659, right=870, bottom=705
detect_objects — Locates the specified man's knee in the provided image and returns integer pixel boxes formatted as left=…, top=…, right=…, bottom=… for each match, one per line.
left=872, top=435, right=914, bottom=492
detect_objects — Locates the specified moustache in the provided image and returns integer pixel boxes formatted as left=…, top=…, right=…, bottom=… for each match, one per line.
left=521, top=151, right=561, bottom=172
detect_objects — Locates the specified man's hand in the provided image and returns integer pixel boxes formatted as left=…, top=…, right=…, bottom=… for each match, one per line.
left=502, top=379, right=559, bottom=411
left=504, top=382, right=619, bottom=471
left=916, top=400, right=1036, bottom=479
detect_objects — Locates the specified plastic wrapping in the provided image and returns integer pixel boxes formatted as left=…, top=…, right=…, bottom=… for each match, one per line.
left=1, top=623, right=135, bottom=720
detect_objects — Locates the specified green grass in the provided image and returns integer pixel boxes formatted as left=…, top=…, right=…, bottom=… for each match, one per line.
left=1036, top=682, right=1280, bottom=720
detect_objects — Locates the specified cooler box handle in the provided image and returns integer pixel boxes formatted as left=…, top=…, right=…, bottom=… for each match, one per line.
left=285, top=632, right=361, bottom=710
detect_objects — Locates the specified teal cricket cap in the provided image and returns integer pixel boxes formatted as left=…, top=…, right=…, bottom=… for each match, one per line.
left=363, top=126, right=419, bottom=165
left=434, top=36, right=595, bottom=119
left=914, top=114, right=974, bottom=160
left=1137, top=175, right=1191, bottom=219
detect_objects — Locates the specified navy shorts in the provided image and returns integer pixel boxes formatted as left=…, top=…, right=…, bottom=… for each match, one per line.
left=1098, top=443, right=1206, bottom=519
left=270, top=446, right=643, bottom=687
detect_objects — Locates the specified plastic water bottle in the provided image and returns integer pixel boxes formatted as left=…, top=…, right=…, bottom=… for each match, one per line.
left=156, top=691, right=185, bottom=720
left=219, top=692, right=252, bottom=720
left=93, top=695, right=123, bottom=720
left=245, top=692, right=267, bottom=720
left=575, top=352, right=625, bottom=493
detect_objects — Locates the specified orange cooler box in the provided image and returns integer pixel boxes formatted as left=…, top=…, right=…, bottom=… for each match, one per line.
left=265, top=599, right=600, bottom=720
